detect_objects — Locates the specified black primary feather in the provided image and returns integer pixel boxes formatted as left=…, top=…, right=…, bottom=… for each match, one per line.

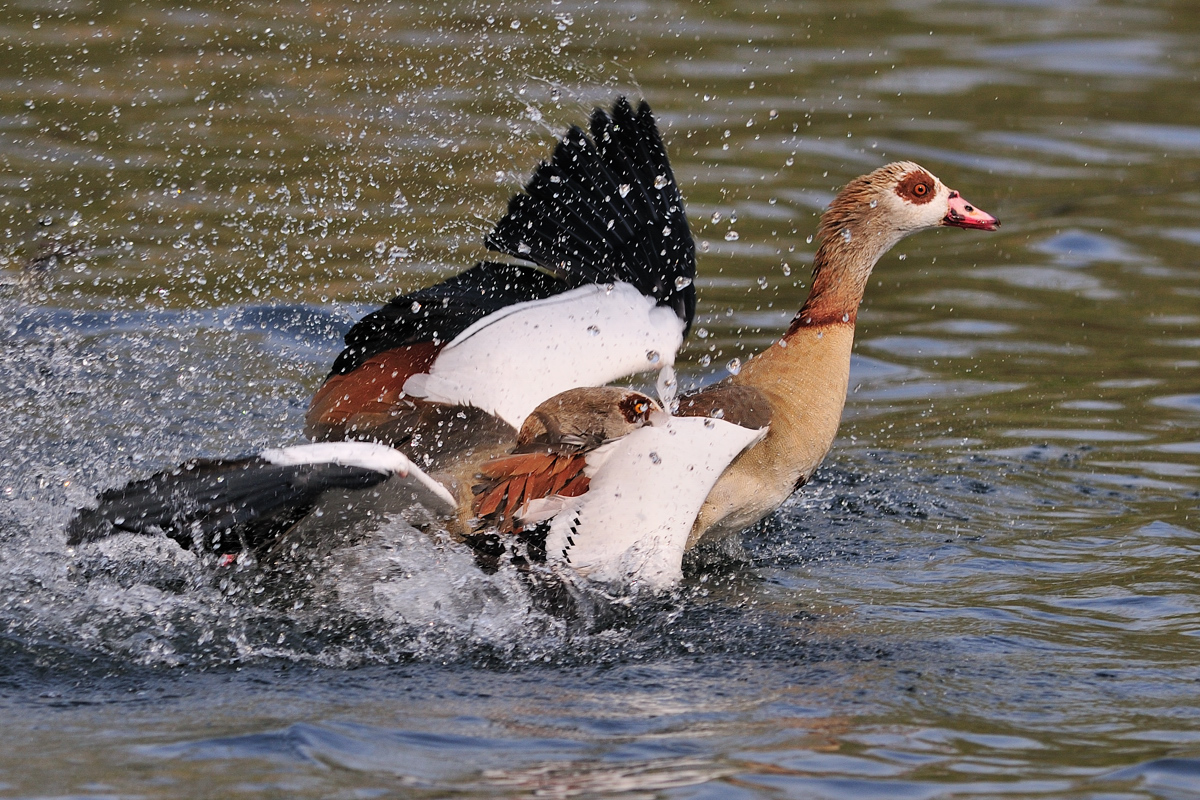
left=327, top=97, right=696, bottom=378
left=67, top=457, right=391, bottom=555
left=486, top=97, right=696, bottom=329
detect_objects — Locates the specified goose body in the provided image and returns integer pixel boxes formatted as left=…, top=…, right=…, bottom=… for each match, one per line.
left=687, top=162, right=998, bottom=547
left=68, top=103, right=998, bottom=593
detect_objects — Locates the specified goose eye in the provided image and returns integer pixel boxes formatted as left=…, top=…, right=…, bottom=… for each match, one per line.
left=913, top=183, right=929, bottom=197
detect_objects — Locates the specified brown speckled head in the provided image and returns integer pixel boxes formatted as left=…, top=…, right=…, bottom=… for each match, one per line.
left=517, top=387, right=662, bottom=451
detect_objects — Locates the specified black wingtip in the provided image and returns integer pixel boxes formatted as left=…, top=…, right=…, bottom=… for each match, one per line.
left=485, top=97, right=696, bottom=330
left=67, top=457, right=391, bottom=556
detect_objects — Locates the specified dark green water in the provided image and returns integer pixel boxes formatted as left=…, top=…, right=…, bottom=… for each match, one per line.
left=2, top=0, right=1199, bottom=797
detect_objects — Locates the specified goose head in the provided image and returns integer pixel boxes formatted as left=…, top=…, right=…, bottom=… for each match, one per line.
left=517, top=387, right=662, bottom=451
left=820, top=161, right=998, bottom=251
left=795, top=162, right=999, bottom=327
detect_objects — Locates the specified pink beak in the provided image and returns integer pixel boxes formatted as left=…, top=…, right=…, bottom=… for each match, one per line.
left=943, top=190, right=999, bottom=231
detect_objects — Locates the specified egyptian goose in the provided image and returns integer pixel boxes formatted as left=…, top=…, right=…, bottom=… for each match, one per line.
left=68, top=100, right=999, bottom=592
left=447, top=161, right=998, bottom=587
left=681, top=161, right=999, bottom=550
left=68, top=98, right=697, bottom=558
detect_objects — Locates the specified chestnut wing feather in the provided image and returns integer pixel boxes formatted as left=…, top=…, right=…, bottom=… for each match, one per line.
left=471, top=451, right=588, bottom=534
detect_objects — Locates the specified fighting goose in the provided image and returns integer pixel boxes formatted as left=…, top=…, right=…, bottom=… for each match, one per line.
left=68, top=98, right=698, bottom=560
left=462, top=161, right=998, bottom=588
left=68, top=100, right=999, bottom=593
left=682, top=161, right=999, bottom=550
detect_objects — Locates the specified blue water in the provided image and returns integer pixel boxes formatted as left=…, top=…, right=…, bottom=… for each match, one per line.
left=4, top=0, right=1200, bottom=796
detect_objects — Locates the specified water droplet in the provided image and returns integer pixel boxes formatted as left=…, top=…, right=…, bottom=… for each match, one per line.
left=648, top=451, right=662, bottom=465
left=841, top=229, right=852, bottom=242
left=710, top=211, right=722, bottom=224
left=704, top=419, right=715, bottom=428
left=374, top=241, right=387, bottom=255
left=842, top=313, right=850, bottom=322
left=711, top=407, right=725, bottom=419
left=769, top=109, right=779, bottom=120
left=724, top=230, right=739, bottom=241
left=654, top=174, right=669, bottom=189
left=869, top=199, right=878, bottom=208
left=618, top=183, right=631, bottom=197
left=586, top=325, right=600, bottom=336
left=757, top=276, right=768, bottom=289
left=662, top=225, right=672, bottom=237
left=68, top=211, right=82, bottom=228
left=781, top=262, right=791, bottom=276
left=510, top=19, right=521, bottom=28
left=674, top=276, right=692, bottom=290
left=696, top=327, right=709, bottom=339
left=646, top=350, right=661, bottom=364
left=898, top=253, right=907, bottom=261
left=698, top=354, right=711, bottom=367
left=785, top=157, right=794, bottom=166
left=410, top=301, right=422, bottom=313
left=517, top=242, right=531, bottom=254
left=806, top=234, right=814, bottom=244
left=726, top=358, right=741, bottom=376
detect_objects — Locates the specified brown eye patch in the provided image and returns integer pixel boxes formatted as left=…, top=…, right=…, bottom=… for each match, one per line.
left=895, top=170, right=936, bottom=205
left=618, top=394, right=653, bottom=423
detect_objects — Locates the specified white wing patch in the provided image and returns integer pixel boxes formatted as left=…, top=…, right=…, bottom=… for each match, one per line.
left=402, top=282, right=685, bottom=429
left=260, top=442, right=458, bottom=514
left=543, top=417, right=767, bottom=592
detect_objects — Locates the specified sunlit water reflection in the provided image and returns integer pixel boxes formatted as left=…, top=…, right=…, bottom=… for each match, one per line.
left=2, top=0, right=1200, bottom=797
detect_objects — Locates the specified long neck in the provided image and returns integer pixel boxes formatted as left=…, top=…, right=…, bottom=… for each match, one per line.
left=792, top=218, right=899, bottom=331
left=726, top=215, right=899, bottom=485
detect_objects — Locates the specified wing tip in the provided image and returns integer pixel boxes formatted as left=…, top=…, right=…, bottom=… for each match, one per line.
left=485, top=97, right=695, bottom=327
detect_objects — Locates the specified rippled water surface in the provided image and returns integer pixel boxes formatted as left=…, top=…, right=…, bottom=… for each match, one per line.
left=2, top=0, right=1200, bottom=797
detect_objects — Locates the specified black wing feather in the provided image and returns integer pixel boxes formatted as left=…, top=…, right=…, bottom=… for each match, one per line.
left=67, top=457, right=390, bottom=555
left=486, top=98, right=695, bottom=328
left=325, top=97, right=695, bottom=380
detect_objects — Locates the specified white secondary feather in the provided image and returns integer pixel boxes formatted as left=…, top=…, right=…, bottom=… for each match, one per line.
left=543, top=417, right=767, bottom=592
left=260, top=442, right=458, bottom=514
left=402, top=282, right=685, bottom=429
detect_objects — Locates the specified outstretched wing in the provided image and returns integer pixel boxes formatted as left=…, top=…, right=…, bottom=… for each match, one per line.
left=306, top=98, right=695, bottom=443
left=67, top=443, right=456, bottom=557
